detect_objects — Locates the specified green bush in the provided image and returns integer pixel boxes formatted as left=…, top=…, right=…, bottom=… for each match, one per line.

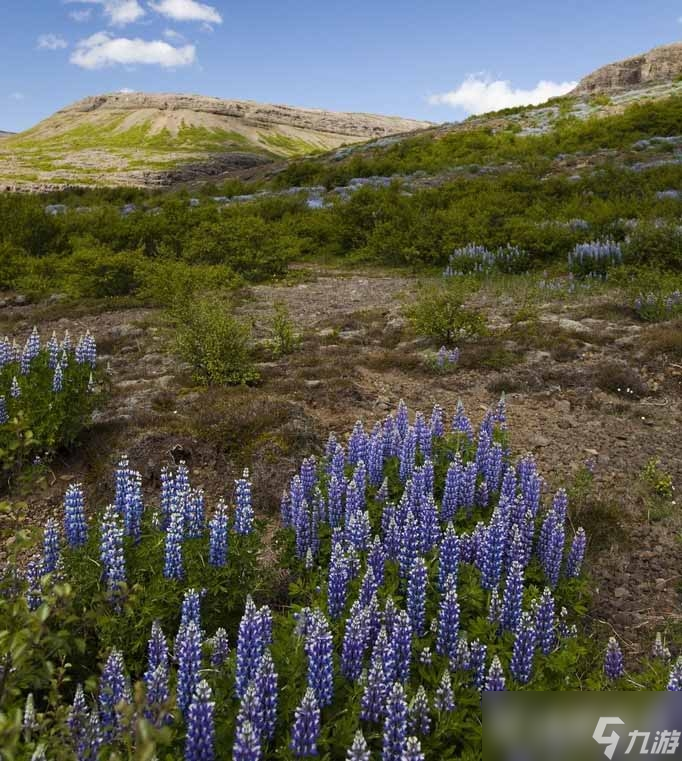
left=407, top=281, right=487, bottom=345
left=175, top=295, right=260, bottom=386
left=267, top=303, right=301, bottom=357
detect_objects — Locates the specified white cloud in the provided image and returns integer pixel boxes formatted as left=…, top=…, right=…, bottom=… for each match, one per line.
left=428, top=74, right=577, bottom=115
left=71, top=31, right=196, bottom=68
left=148, top=0, right=222, bottom=24
left=69, top=8, right=93, bottom=22
left=67, top=1, right=146, bottom=27
left=37, top=33, right=68, bottom=50
left=9, top=92, right=25, bottom=101
left=117, top=87, right=137, bottom=93
left=163, top=28, right=185, bottom=41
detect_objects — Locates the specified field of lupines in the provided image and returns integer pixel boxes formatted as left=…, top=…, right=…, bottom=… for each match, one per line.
left=2, top=391, right=680, bottom=761
left=0, top=328, right=98, bottom=480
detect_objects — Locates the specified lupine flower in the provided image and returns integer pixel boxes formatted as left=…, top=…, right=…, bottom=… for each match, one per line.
left=210, top=628, right=230, bottom=667
left=208, top=501, right=229, bottom=566
left=185, top=488, right=205, bottom=539
left=99, top=506, right=125, bottom=607
left=255, top=649, right=278, bottom=742
left=451, top=400, right=473, bottom=440
left=144, top=664, right=169, bottom=726
left=236, top=597, right=269, bottom=698
left=52, top=362, right=63, bottom=393
left=163, top=503, right=184, bottom=579
left=501, top=561, right=524, bottom=633
left=393, top=609, right=413, bottom=683
left=23, top=692, right=37, bottom=740
left=327, top=542, right=349, bottom=620
left=347, top=729, right=370, bottom=761
left=535, top=588, right=556, bottom=655
left=565, top=528, right=586, bottom=578
left=652, top=632, right=671, bottom=662
left=68, top=684, right=91, bottom=759
left=0, top=396, right=7, bottom=424
left=235, top=469, right=254, bottom=535
left=10, top=376, right=21, bottom=398
left=63, top=484, right=88, bottom=547
left=233, top=720, right=261, bottom=761
left=407, top=557, right=427, bottom=637
left=342, top=605, right=370, bottom=682
left=666, top=658, right=682, bottom=691
left=236, top=683, right=264, bottom=742
left=177, top=620, right=203, bottom=718
left=361, top=657, right=388, bottom=723
left=184, top=680, right=215, bottom=761
left=42, top=519, right=60, bottom=574
left=403, top=737, right=425, bottom=761
left=434, top=670, right=455, bottom=712
left=305, top=611, right=334, bottom=707
left=408, top=685, right=431, bottom=736
left=436, top=579, right=460, bottom=659
left=604, top=637, right=624, bottom=681
left=99, top=649, right=131, bottom=741
left=469, top=640, right=488, bottom=690
left=510, top=612, right=536, bottom=685
left=24, top=555, right=44, bottom=611
left=383, top=682, right=408, bottom=761
left=290, top=687, right=321, bottom=758
left=484, top=656, right=506, bottom=691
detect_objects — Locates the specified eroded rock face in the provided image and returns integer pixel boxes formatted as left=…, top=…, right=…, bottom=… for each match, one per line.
left=58, top=92, right=430, bottom=139
left=572, top=42, right=682, bottom=95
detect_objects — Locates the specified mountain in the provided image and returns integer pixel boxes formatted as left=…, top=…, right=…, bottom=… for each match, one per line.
left=571, top=42, right=682, bottom=95
left=0, top=92, right=430, bottom=190
left=0, top=131, right=13, bottom=138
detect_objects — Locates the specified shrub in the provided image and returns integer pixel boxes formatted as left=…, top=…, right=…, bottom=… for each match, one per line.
left=0, top=329, right=100, bottom=481
left=175, top=295, right=259, bottom=386
left=444, top=243, right=530, bottom=276
left=267, top=302, right=301, bottom=357
left=568, top=239, right=622, bottom=279
left=407, top=281, right=487, bottom=345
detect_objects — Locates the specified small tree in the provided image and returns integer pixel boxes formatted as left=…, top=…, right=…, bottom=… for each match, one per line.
left=406, top=281, right=486, bottom=346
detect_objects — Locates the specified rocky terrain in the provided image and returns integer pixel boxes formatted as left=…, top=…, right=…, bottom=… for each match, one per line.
left=0, top=93, right=429, bottom=190
left=572, top=42, right=682, bottom=95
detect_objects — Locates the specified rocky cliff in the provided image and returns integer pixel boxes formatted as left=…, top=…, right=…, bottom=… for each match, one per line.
left=572, top=42, right=682, bottom=95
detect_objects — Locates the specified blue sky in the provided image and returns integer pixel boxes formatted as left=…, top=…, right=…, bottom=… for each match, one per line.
left=1, top=0, right=681, bottom=132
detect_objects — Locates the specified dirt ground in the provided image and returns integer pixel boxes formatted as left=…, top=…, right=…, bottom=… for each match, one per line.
left=1, top=266, right=681, bottom=659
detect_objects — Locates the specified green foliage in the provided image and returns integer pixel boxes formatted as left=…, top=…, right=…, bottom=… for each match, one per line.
left=174, top=295, right=260, bottom=386
left=624, top=222, right=682, bottom=272
left=407, top=281, right=487, bottom=345
left=0, top=351, right=100, bottom=483
left=267, top=303, right=301, bottom=357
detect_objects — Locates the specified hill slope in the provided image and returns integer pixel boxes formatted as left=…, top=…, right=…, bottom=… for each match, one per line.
left=0, top=93, right=429, bottom=190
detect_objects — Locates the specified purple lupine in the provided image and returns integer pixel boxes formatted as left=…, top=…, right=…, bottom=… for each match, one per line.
left=341, top=604, right=370, bottom=682
left=327, top=542, right=349, bottom=620
left=501, top=561, right=524, bottom=633
left=327, top=475, right=343, bottom=528
left=290, top=687, right=321, bottom=758
left=382, top=682, right=408, bottom=761
left=436, top=579, right=460, bottom=659
left=63, top=484, right=88, bottom=548
left=407, top=557, right=427, bottom=637
left=300, top=456, right=317, bottom=500
left=255, top=650, right=278, bottom=742
left=144, top=664, right=169, bottom=726
left=434, top=671, right=455, bottom=712
left=185, top=680, right=215, bottom=761
left=347, top=730, right=370, bottom=761
left=403, top=737, right=425, bottom=761
left=180, top=588, right=204, bottom=634
left=47, top=331, right=59, bottom=368
left=0, top=396, right=7, bottom=425
left=408, top=686, right=431, bottom=736
left=331, top=444, right=346, bottom=486
left=359, top=566, right=379, bottom=609
left=361, top=655, right=388, bottom=723
left=368, top=433, right=384, bottom=486
left=395, top=400, right=409, bottom=438
left=235, top=597, right=269, bottom=698
left=510, top=612, right=536, bottom=685
left=431, top=404, right=445, bottom=438
left=652, top=632, right=671, bottom=662
left=393, top=609, right=413, bottom=683
left=419, top=494, right=440, bottom=552
left=42, top=519, right=61, bottom=574
left=500, top=466, right=517, bottom=503
left=163, top=502, right=184, bottom=580
left=535, top=588, right=556, bottom=655
left=544, top=517, right=565, bottom=589
left=146, top=620, right=169, bottom=673
left=460, top=463, right=477, bottom=514
left=667, top=658, right=682, bottom=691
left=480, top=511, right=506, bottom=591
left=99, top=648, right=131, bottom=741
left=488, top=588, right=501, bottom=624
left=52, top=362, right=63, bottom=393
left=347, top=421, right=368, bottom=468
left=484, top=655, right=506, bottom=691
left=24, top=555, right=43, bottom=611
left=177, top=620, right=203, bottom=718
left=210, top=628, right=230, bottom=667
left=236, top=683, right=263, bottom=741
left=565, top=527, right=586, bottom=578
left=185, top=488, right=205, bottom=539
left=368, top=535, right=386, bottom=589
left=280, top=490, right=292, bottom=528
left=399, top=427, right=417, bottom=483
left=122, top=470, right=144, bottom=543
left=399, top=510, right=420, bottom=579
left=305, top=611, right=334, bottom=707
left=233, top=720, right=261, bottom=761
left=346, top=510, right=371, bottom=552
left=10, top=376, right=20, bottom=398
left=208, top=501, right=229, bottom=566
left=469, top=640, right=488, bottom=690
left=451, top=400, right=473, bottom=441
left=438, top=523, right=459, bottom=592
left=604, top=637, right=624, bottom=681
left=99, top=506, right=125, bottom=607
left=68, top=684, right=91, bottom=760
left=234, top=469, right=254, bottom=535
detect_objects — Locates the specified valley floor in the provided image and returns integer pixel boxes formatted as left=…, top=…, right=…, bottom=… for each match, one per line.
left=1, top=265, right=681, bottom=658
